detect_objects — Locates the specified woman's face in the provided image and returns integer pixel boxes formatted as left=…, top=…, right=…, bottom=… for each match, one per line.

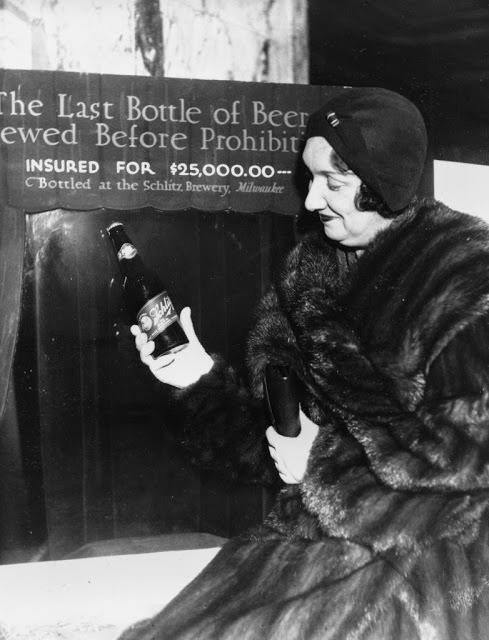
left=302, top=136, right=392, bottom=248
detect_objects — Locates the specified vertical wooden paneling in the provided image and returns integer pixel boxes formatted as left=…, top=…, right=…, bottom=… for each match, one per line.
left=103, top=209, right=203, bottom=539
left=0, top=207, right=25, bottom=558
left=223, top=212, right=267, bottom=533
left=196, top=211, right=230, bottom=535
left=0, top=384, right=29, bottom=563
left=198, top=210, right=266, bottom=536
left=30, top=211, right=86, bottom=557
left=14, top=207, right=297, bottom=558
left=223, top=212, right=262, bottom=367
left=197, top=211, right=229, bottom=356
left=198, top=210, right=297, bottom=537
left=12, top=239, right=47, bottom=558
left=0, top=207, right=25, bottom=425
left=24, top=209, right=204, bottom=557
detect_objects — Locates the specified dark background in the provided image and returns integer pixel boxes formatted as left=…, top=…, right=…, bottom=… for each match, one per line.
left=310, top=0, right=489, bottom=170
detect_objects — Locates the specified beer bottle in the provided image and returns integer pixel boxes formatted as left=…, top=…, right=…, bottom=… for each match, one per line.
left=107, top=222, right=189, bottom=357
left=263, top=365, right=301, bottom=437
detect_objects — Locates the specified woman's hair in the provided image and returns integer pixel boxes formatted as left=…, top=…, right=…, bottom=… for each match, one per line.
left=331, top=149, right=398, bottom=219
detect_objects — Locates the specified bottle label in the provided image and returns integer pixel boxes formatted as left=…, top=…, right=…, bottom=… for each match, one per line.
left=117, top=243, right=137, bottom=261
left=137, top=291, right=178, bottom=340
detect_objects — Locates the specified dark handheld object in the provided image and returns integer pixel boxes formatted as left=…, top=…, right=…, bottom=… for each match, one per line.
left=263, top=365, right=301, bottom=437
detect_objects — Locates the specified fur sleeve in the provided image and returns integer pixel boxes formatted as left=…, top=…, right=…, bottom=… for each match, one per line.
left=168, top=355, right=278, bottom=486
left=246, top=231, right=341, bottom=397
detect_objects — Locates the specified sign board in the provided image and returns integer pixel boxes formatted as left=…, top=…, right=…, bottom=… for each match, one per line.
left=0, top=69, right=337, bottom=214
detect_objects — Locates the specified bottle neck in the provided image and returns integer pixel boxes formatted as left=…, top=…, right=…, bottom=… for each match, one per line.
left=107, top=223, right=164, bottom=291
left=107, top=224, right=133, bottom=252
left=107, top=224, right=141, bottom=276
left=117, top=242, right=138, bottom=262
left=108, top=224, right=136, bottom=260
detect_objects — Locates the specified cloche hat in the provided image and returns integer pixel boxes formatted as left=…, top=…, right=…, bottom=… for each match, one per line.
left=305, top=87, right=428, bottom=211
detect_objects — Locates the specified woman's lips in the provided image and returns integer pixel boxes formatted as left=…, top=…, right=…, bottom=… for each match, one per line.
left=319, top=214, right=337, bottom=222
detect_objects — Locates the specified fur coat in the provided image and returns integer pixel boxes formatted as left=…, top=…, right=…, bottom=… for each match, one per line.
left=121, top=199, right=489, bottom=639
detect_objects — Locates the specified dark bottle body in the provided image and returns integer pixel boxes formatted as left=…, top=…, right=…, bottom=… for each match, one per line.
left=263, top=365, right=301, bottom=437
left=107, top=222, right=188, bottom=357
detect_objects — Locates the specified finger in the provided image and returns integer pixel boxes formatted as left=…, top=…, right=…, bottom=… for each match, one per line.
left=279, top=471, right=295, bottom=484
left=299, top=408, right=317, bottom=430
left=266, top=426, right=293, bottom=447
left=299, top=409, right=320, bottom=439
left=152, top=355, right=176, bottom=369
left=130, top=325, right=141, bottom=336
left=278, top=459, right=297, bottom=484
left=271, top=449, right=287, bottom=475
left=303, top=421, right=319, bottom=442
left=268, top=446, right=278, bottom=463
left=265, top=425, right=282, bottom=447
left=135, top=332, right=149, bottom=350
left=179, top=307, right=198, bottom=343
left=140, top=341, right=155, bottom=359
left=265, top=426, right=278, bottom=447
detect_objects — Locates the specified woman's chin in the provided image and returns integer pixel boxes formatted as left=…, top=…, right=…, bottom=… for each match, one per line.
left=321, top=223, right=345, bottom=243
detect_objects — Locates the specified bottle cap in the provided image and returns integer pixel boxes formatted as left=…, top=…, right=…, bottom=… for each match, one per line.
left=107, top=221, right=124, bottom=232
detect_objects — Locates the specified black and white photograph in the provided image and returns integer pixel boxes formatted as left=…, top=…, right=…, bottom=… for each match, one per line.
left=0, top=1, right=488, bottom=638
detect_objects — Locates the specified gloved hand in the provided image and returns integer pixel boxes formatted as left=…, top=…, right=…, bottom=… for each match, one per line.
left=130, top=306, right=214, bottom=389
left=266, top=409, right=320, bottom=484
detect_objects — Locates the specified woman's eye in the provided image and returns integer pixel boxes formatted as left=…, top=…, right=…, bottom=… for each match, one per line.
left=327, top=181, right=341, bottom=191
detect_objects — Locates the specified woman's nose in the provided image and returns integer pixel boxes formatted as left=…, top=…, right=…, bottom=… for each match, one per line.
left=304, top=181, right=326, bottom=212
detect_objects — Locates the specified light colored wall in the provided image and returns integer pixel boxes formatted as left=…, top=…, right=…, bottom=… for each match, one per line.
left=0, top=0, right=138, bottom=74
left=0, top=0, right=308, bottom=82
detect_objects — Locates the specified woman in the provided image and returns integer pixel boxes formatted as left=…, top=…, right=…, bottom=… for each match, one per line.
left=122, top=87, right=489, bottom=639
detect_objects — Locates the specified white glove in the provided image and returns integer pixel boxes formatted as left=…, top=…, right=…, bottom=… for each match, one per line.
left=266, top=409, right=319, bottom=484
left=130, top=306, right=214, bottom=389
